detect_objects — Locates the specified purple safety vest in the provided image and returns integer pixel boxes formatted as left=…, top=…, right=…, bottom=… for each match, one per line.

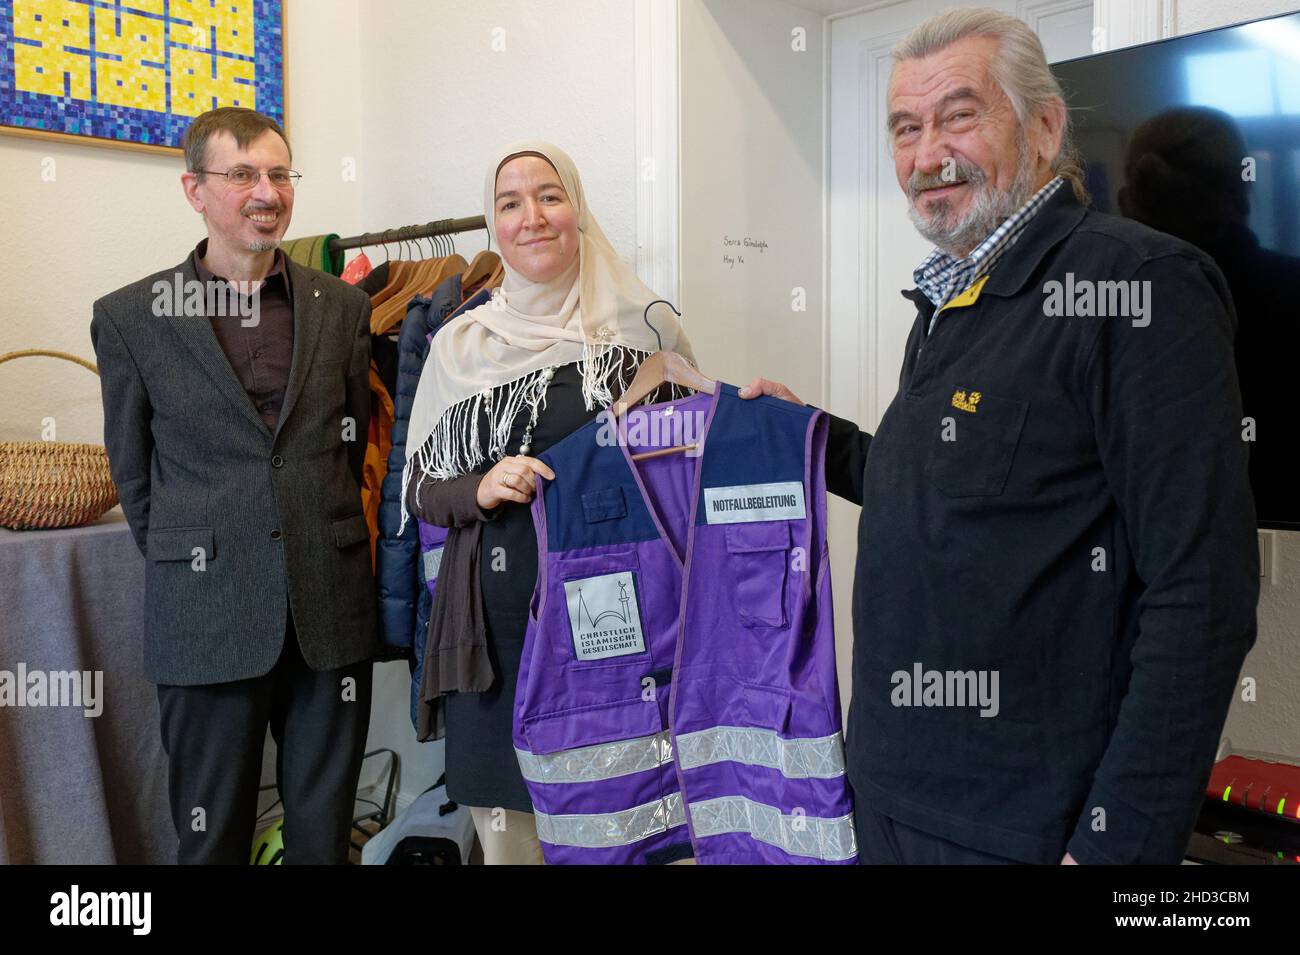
left=513, top=383, right=856, bottom=864
left=418, top=519, right=447, bottom=601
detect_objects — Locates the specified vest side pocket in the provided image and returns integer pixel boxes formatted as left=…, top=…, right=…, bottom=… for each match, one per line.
left=741, top=682, right=793, bottom=735
left=522, top=696, right=666, bottom=756
left=555, top=547, right=639, bottom=580
left=724, top=522, right=792, bottom=629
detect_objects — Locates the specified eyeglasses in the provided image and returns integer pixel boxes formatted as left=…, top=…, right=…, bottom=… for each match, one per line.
left=195, top=165, right=302, bottom=189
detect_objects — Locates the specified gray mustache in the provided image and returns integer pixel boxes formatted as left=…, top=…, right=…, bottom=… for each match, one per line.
left=908, top=160, right=986, bottom=198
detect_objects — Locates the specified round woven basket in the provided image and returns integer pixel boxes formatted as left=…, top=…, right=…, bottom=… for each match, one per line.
left=0, top=350, right=120, bottom=530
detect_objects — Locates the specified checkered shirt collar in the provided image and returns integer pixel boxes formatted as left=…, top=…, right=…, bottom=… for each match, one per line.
left=912, top=176, right=1065, bottom=309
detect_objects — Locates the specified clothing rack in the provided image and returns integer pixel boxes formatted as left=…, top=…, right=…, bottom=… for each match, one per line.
left=327, top=216, right=488, bottom=254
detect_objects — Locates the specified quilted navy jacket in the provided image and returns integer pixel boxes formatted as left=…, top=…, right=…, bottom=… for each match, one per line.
left=375, top=275, right=462, bottom=655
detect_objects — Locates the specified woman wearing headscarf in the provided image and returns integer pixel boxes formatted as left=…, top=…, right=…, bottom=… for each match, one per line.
left=401, top=142, right=693, bottom=864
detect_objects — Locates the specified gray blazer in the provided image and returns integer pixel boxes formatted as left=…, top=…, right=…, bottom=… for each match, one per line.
left=91, top=255, right=379, bottom=685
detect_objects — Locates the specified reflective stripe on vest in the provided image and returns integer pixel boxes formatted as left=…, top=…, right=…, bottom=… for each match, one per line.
left=534, top=793, right=686, bottom=849
left=516, top=724, right=845, bottom=785
left=416, top=520, right=449, bottom=599
left=421, top=545, right=444, bottom=584
left=675, top=725, right=846, bottom=778
left=515, top=730, right=673, bottom=785
left=688, top=795, right=857, bottom=862
left=532, top=791, right=854, bottom=862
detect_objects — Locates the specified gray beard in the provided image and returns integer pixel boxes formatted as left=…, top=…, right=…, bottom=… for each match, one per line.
left=247, top=239, right=280, bottom=253
left=908, top=136, right=1037, bottom=257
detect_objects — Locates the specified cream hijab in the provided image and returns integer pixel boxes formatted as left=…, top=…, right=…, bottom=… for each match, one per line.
left=400, top=141, right=693, bottom=532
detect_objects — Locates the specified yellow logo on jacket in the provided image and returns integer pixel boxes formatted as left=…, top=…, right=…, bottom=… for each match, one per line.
left=951, top=389, right=982, bottom=413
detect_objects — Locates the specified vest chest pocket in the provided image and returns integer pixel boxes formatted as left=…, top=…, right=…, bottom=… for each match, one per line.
left=926, top=389, right=1029, bottom=498
left=725, top=522, right=792, bottom=629
left=581, top=486, right=627, bottom=523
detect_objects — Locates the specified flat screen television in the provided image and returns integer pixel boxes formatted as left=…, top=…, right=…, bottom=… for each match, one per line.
left=1053, top=10, right=1300, bottom=530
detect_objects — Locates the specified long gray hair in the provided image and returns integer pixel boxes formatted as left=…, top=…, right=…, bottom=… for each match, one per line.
left=892, top=7, right=1087, bottom=203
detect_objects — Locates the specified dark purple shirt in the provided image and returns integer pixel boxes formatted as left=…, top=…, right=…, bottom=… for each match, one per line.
left=191, top=239, right=295, bottom=432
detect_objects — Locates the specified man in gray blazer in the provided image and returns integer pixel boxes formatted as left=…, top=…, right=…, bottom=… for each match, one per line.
left=91, top=107, right=379, bottom=864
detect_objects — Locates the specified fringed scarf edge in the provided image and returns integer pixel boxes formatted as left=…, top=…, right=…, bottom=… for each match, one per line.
left=398, top=341, right=660, bottom=537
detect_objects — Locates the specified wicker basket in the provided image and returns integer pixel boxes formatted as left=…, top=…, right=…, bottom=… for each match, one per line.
left=0, top=350, right=120, bottom=530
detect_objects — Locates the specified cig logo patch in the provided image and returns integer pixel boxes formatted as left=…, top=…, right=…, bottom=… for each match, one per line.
left=565, top=571, right=646, bottom=661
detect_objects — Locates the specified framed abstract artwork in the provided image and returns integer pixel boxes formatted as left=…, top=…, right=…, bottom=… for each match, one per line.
left=0, top=0, right=285, bottom=155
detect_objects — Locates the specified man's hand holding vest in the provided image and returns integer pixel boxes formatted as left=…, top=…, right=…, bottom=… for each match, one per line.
left=738, top=377, right=806, bottom=405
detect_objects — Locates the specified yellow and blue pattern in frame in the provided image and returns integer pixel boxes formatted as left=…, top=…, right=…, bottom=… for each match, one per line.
left=12, top=0, right=258, bottom=118
left=12, top=1, right=93, bottom=101
left=172, top=0, right=256, bottom=117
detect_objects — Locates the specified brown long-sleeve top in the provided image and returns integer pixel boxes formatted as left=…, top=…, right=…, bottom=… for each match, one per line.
left=404, top=469, right=501, bottom=740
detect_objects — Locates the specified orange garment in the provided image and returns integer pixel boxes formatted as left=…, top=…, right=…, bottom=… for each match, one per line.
left=361, top=364, right=394, bottom=570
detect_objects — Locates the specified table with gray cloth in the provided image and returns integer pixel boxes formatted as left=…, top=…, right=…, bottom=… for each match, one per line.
left=0, top=508, right=173, bottom=864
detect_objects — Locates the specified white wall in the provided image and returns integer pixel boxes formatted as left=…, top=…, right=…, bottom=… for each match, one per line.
left=354, top=0, right=640, bottom=273
left=1177, top=0, right=1297, bottom=32
left=677, top=0, right=842, bottom=698
left=1170, top=0, right=1300, bottom=759
left=678, top=0, right=826, bottom=400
